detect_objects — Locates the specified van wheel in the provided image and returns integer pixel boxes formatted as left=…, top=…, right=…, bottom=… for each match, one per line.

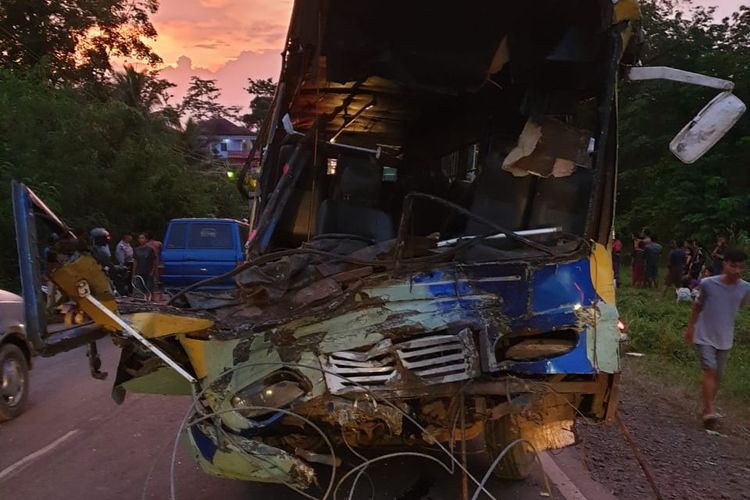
left=484, top=415, right=535, bottom=480
left=0, top=344, right=30, bottom=421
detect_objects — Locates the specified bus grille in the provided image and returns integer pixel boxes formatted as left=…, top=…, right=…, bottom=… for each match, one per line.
left=322, top=329, right=479, bottom=393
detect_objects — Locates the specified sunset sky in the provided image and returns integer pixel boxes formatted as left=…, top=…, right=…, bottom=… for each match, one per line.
left=140, top=0, right=744, bottom=114
left=121, top=0, right=294, bottom=113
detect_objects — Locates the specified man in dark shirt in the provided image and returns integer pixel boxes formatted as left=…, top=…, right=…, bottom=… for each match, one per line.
left=644, top=237, right=663, bottom=288
left=662, top=240, right=686, bottom=297
left=132, top=232, right=157, bottom=297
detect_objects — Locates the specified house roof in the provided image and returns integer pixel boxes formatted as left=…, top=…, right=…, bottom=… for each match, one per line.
left=197, top=118, right=253, bottom=137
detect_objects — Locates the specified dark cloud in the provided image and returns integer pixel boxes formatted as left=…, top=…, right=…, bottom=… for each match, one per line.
left=193, top=40, right=229, bottom=50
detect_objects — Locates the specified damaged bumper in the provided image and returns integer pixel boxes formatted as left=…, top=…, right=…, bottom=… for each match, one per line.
left=177, top=249, right=621, bottom=487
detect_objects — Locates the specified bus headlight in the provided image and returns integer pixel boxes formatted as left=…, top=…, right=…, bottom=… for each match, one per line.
left=230, top=371, right=307, bottom=418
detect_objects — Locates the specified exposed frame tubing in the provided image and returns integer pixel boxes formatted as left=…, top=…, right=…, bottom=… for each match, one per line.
left=394, top=192, right=554, bottom=270
left=584, top=26, right=623, bottom=243
left=437, top=226, right=562, bottom=248
left=82, top=294, right=197, bottom=384
left=236, top=81, right=287, bottom=202
left=329, top=97, right=376, bottom=143
left=24, top=187, right=76, bottom=240
left=11, top=181, right=48, bottom=351
left=251, top=143, right=312, bottom=254
left=249, top=85, right=364, bottom=254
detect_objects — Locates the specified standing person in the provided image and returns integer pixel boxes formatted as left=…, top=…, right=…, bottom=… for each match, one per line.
left=145, top=232, right=162, bottom=264
left=145, top=232, right=163, bottom=289
left=685, top=248, right=750, bottom=427
left=641, top=229, right=652, bottom=246
left=644, top=236, right=663, bottom=288
left=115, top=232, right=134, bottom=296
left=683, top=246, right=693, bottom=276
left=132, top=233, right=157, bottom=298
left=710, top=235, right=727, bottom=275
left=632, top=237, right=646, bottom=287
left=612, top=234, right=623, bottom=287
left=90, top=227, right=113, bottom=268
left=115, top=233, right=134, bottom=266
left=662, top=240, right=686, bottom=297
left=686, top=240, right=705, bottom=279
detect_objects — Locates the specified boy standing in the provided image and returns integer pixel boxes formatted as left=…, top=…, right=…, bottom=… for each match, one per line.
left=685, top=248, right=750, bottom=426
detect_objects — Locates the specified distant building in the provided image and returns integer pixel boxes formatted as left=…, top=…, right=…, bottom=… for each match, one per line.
left=197, top=118, right=256, bottom=167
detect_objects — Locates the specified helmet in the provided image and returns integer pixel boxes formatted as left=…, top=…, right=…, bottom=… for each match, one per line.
left=90, top=227, right=111, bottom=247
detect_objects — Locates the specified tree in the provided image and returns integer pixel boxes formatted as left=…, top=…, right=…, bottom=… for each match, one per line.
left=112, top=65, right=175, bottom=113
left=0, top=0, right=161, bottom=85
left=0, top=69, right=246, bottom=289
left=180, top=77, right=240, bottom=121
left=616, top=1, right=750, bottom=246
left=242, top=77, right=276, bottom=131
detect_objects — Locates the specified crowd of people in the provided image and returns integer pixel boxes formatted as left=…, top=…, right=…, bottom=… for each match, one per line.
left=100, top=231, right=162, bottom=299
left=612, top=230, right=749, bottom=428
left=118, top=232, right=162, bottom=297
left=612, top=231, right=730, bottom=302
left=114, top=232, right=161, bottom=293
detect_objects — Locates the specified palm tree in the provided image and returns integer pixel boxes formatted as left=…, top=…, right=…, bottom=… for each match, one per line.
left=112, top=65, right=175, bottom=114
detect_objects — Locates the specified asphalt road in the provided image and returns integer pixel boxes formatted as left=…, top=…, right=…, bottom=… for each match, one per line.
left=0, top=341, right=615, bottom=500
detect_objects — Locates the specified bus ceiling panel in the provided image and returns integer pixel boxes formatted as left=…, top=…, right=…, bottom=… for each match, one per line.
left=317, top=0, right=612, bottom=92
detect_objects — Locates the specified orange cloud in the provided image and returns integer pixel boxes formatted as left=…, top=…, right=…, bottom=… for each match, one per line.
left=128, top=0, right=293, bottom=112
left=151, top=0, right=292, bottom=70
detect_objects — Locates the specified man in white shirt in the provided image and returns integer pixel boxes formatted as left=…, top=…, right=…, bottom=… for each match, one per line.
left=685, top=248, right=750, bottom=426
left=115, top=233, right=134, bottom=266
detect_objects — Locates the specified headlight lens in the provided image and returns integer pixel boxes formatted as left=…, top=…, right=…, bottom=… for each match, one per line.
left=231, top=372, right=307, bottom=419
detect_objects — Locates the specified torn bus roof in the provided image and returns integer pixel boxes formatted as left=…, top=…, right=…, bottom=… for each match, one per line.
left=274, top=0, right=641, bottom=152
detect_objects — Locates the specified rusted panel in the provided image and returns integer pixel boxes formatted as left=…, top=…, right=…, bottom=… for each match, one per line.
left=290, top=278, right=342, bottom=308
left=488, top=395, right=532, bottom=420
left=465, top=379, right=599, bottom=396
left=329, top=266, right=374, bottom=282
left=604, top=373, right=621, bottom=424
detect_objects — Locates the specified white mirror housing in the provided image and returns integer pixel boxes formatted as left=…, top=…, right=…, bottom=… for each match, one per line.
left=669, top=91, right=746, bottom=164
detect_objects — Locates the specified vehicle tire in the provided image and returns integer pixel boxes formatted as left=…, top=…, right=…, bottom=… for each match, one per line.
left=484, top=414, right=535, bottom=480
left=0, top=344, right=30, bottom=421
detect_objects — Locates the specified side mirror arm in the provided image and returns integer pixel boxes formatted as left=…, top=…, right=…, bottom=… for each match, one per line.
left=624, top=66, right=734, bottom=91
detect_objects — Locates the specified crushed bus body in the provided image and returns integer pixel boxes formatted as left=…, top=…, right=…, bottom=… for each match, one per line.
left=11, top=0, right=746, bottom=494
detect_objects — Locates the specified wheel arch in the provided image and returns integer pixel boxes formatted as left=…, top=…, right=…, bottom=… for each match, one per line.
left=0, top=331, right=33, bottom=369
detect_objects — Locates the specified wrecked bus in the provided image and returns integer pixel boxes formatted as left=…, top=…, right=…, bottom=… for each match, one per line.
left=11, top=0, right=745, bottom=496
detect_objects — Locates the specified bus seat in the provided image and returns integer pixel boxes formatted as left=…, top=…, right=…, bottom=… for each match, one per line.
left=317, top=155, right=395, bottom=242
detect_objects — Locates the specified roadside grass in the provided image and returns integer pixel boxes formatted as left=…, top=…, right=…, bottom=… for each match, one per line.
left=616, top=268, right=750, bottom=407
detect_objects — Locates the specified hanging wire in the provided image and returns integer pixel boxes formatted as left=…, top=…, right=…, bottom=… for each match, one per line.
left=469, top=438, right=551, bottom=500
left=169, top=360, right=499, bottom=500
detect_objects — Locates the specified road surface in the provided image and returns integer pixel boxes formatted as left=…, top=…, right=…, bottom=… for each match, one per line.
left=0, top=341, right=615, bottom=499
